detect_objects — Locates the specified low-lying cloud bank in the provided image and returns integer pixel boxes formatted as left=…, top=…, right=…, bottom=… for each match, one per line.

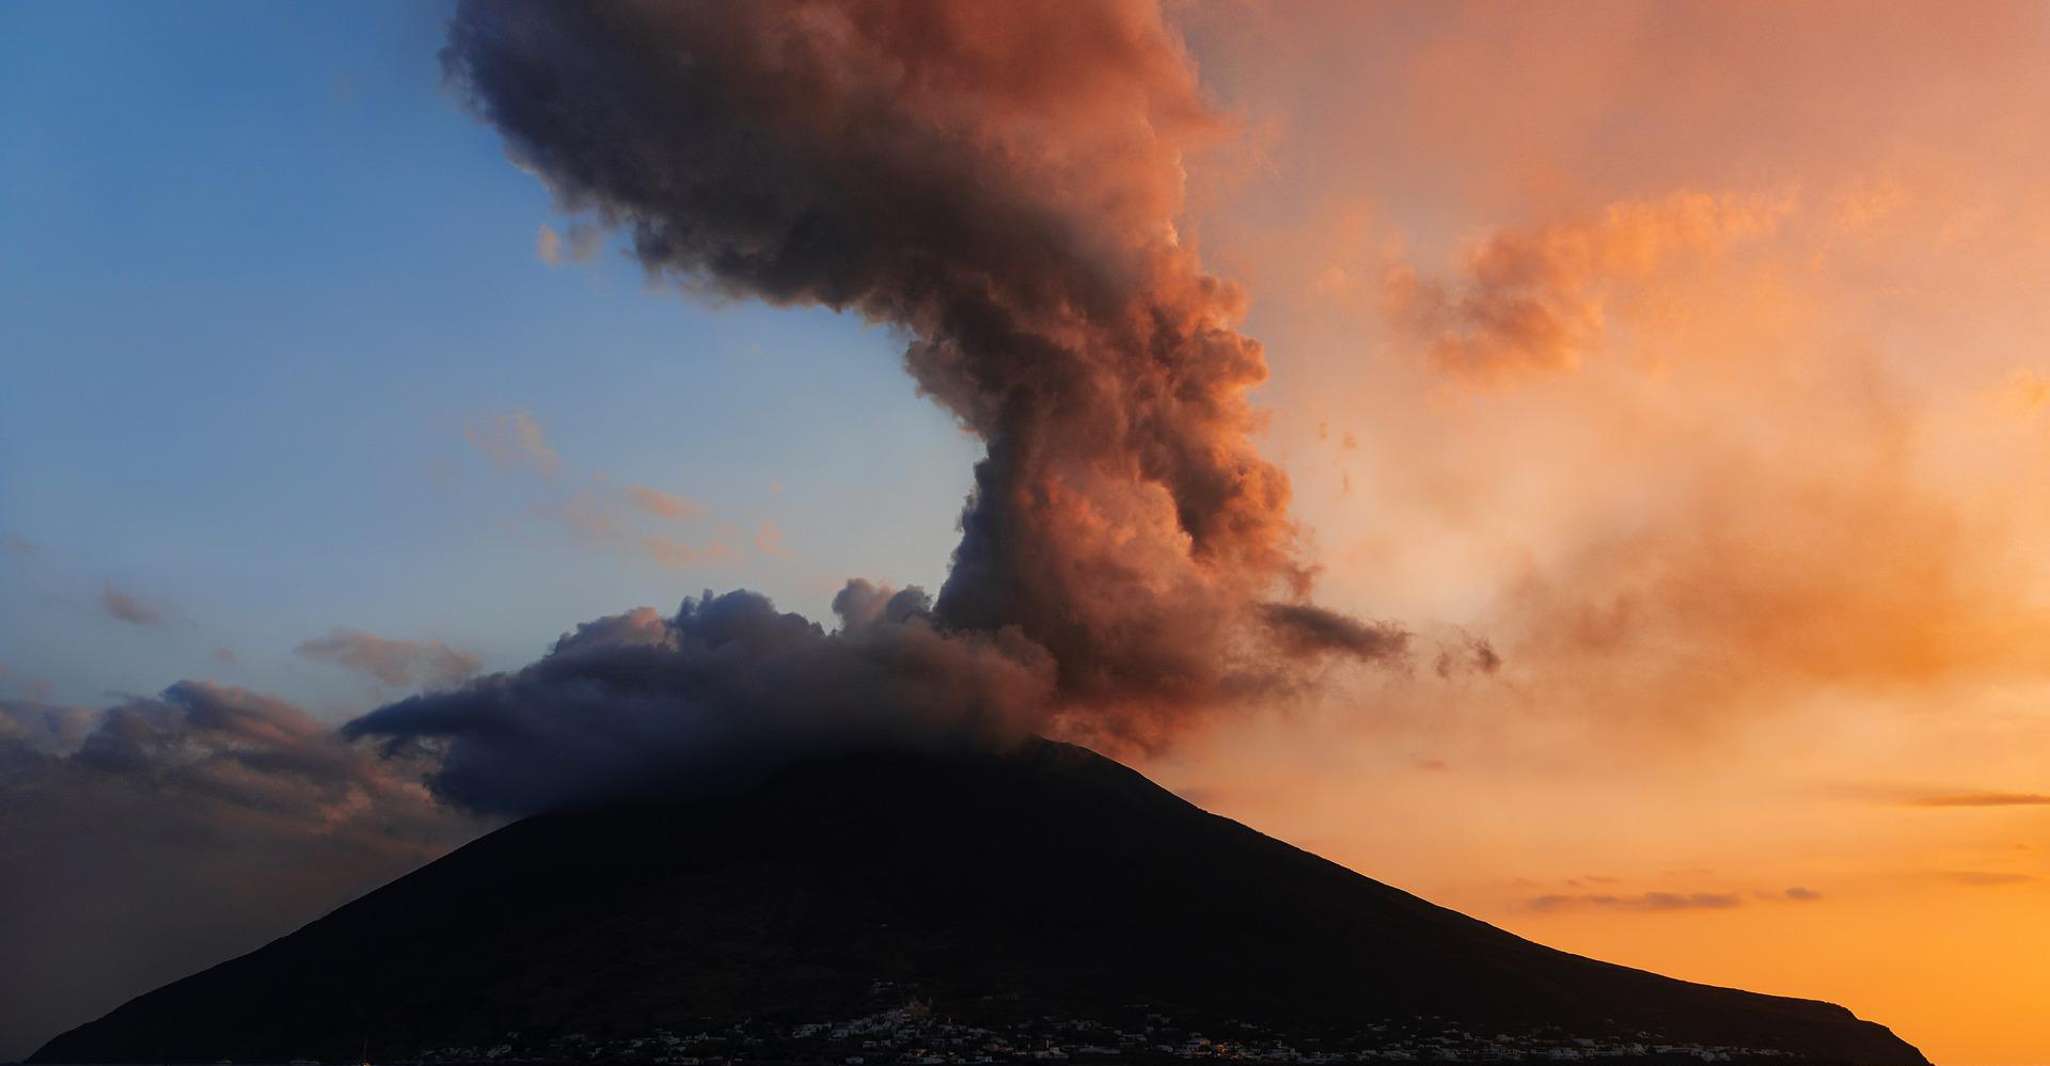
left=343, top=585, right=1056, bottom=815
left=1, top=681, right=452, bottom=833
left=0, top=684, right=476, bottom=1059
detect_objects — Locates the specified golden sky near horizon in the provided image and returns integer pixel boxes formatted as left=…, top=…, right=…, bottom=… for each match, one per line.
left=1142, top=4, right=2050, bottom=1064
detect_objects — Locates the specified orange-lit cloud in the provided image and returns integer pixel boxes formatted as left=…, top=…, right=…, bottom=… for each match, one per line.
left=625, top=485, right=704, bottom=522
left=1156, top=5, right=2050, bottom=1062
left=1385, top=191, right=1791, bottom=380
left=294, top=627, right=482, bottom=689
left=2000, top=369, right=2050, bottom=416
left=754, top=519, right=788, bottom=559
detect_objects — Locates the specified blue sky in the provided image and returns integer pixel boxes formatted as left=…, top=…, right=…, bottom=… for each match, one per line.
left=0, top=1, right=979, bottom=717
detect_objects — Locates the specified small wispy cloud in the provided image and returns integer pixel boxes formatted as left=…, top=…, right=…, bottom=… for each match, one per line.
left=1906, top=791, right=2050, bottom=808
left=464, top=410, right=560, bottom=477
left=461, top=414, right=785, bottom=573
left=1384, top=189, right=1793, bottom=381
left=626, top=485, right=704, bottom=521
left=1939, top=871, right=2039, bottom=887
left=641, top=535, right=738, bottom=570
left=1522, top=891, right=1743, bottom=913
left=754, top=519, right=788, bottom=558
left=1845, top=784, right=2050, bottom=808
left=1433, top=633, right=1501, bottom=678
left=295, top=628, right=481, bottom=689
left=536, top=221, right=600, bottom=266
left=1998, top=367, right=2049, bottom=417
left=101, top=584, right=163, bottom=626
left=532, top=492, right=621, bottom=541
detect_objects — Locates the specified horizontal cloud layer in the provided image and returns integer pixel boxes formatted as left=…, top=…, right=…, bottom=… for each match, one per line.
left=0, top=684, right=475, bottom=1059
left=343, top=585, right=1055, bottom=815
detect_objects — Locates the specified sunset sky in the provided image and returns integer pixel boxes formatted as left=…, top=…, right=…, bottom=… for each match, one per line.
left=4, top=3, right=2049, bottom=1064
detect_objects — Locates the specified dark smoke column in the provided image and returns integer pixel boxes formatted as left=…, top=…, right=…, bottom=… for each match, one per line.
left=445, top=0, right=1400, bottom=742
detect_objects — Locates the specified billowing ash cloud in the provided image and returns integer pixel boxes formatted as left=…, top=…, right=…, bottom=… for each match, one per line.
left=347, top=0, right=1408, bottom=813
left=448, top=0, right=1396, bottom=692
left=344, top=586, right=1054, bottom=814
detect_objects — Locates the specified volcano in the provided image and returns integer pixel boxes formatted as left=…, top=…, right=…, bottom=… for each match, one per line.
left=32, top=740, right=1925, bottom=1064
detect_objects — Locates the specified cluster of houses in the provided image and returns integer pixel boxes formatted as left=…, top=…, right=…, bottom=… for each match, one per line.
left=405, top=1005, right=1791, bottom=1065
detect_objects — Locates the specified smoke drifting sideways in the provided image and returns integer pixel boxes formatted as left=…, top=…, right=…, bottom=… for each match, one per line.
left=348, top=0, right=1411, bottom=815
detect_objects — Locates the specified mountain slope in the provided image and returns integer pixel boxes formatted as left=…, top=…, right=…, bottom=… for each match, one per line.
left=33, top=740, right=1926, bottom=1064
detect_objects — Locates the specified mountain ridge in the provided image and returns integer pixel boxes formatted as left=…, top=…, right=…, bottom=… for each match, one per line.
left=32, top=739, right=1927, bottom=1065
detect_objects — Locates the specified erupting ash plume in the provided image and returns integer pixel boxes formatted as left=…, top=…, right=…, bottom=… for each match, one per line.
left=349, top=0, right=1404, bottom=812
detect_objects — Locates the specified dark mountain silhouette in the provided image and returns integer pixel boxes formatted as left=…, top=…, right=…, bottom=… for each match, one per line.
left=33, top=740, right=1926, bottom=1064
